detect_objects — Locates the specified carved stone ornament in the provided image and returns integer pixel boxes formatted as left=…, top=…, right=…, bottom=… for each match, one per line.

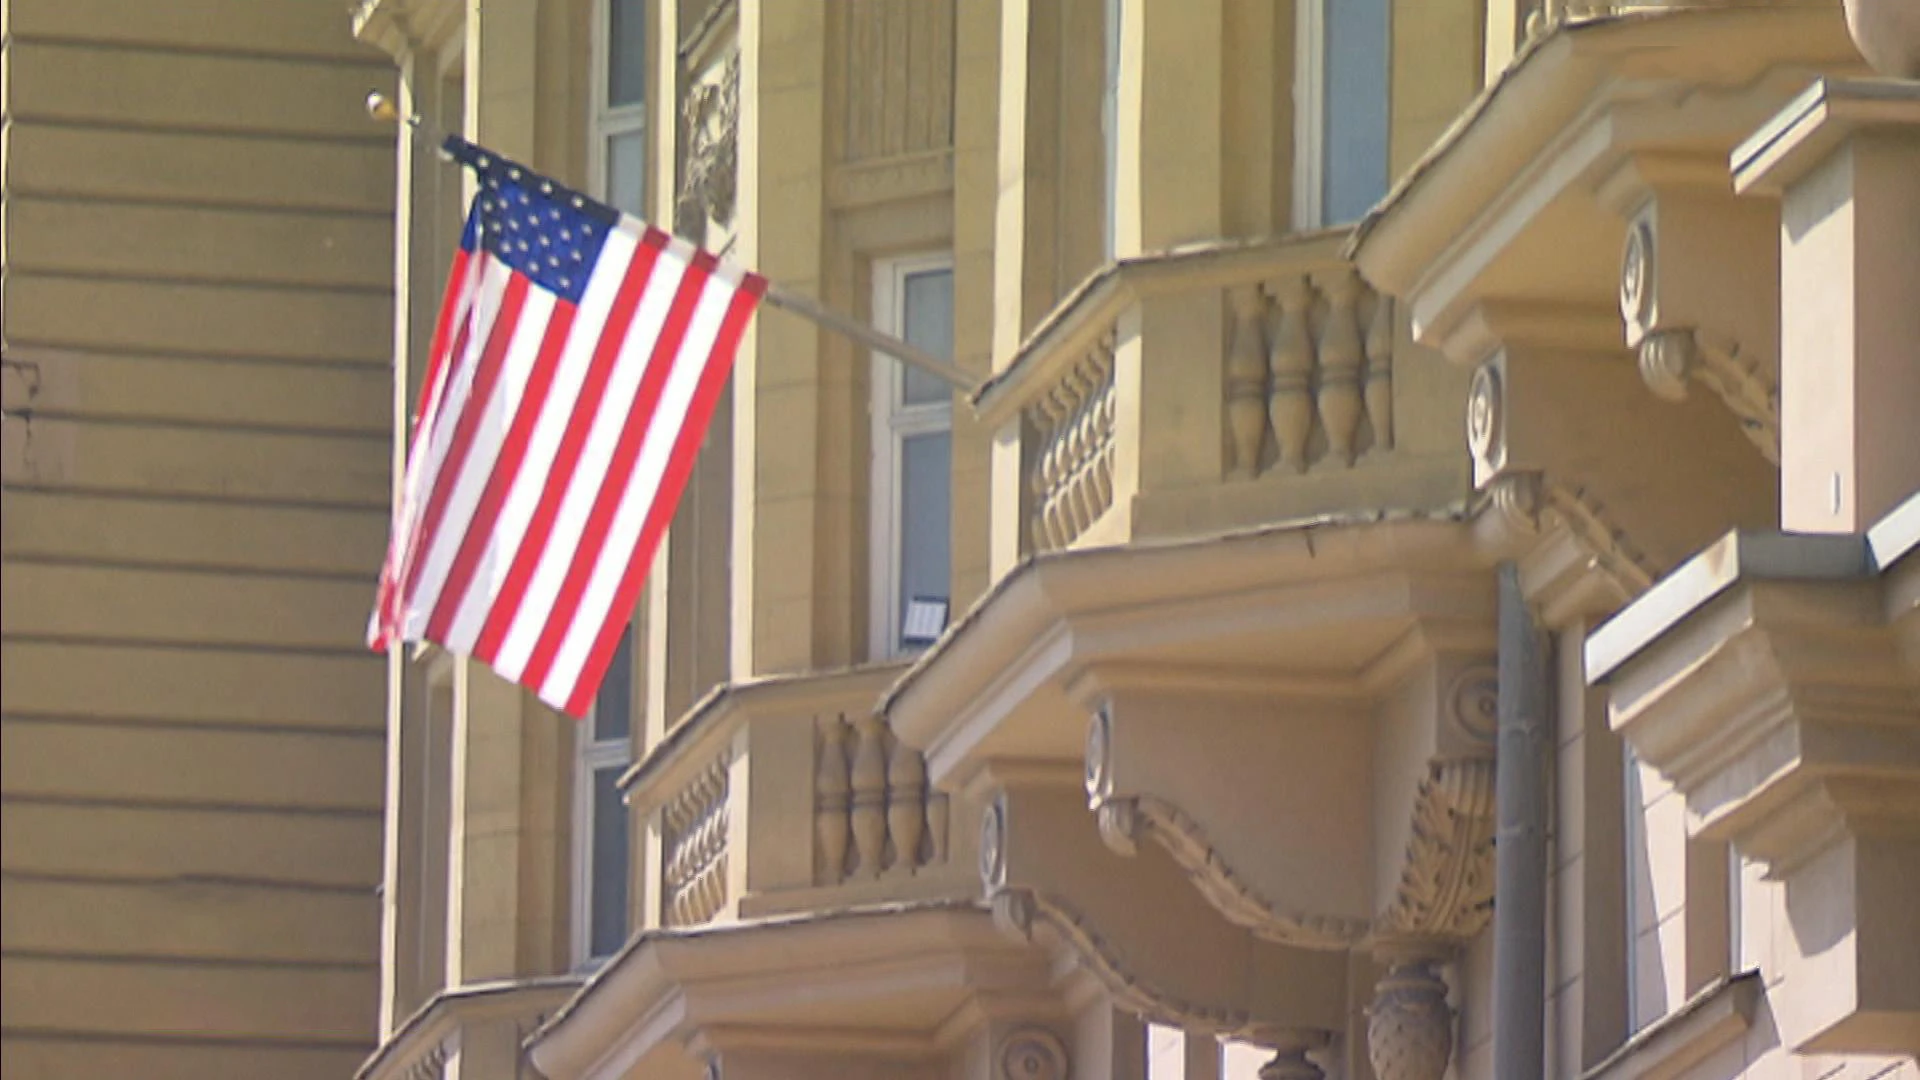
left=1374, top=760, right=1496, bottom=941
left=997, top=1028, right=1069, bottom=1080
left=678, top=53, right=739, bottom=230
left=1084, top=704, right=1112, bottom=801
left=1844, top=0, right=1920, bottom=77
left=1619, top=217, right=1655, bottom=332
left=1258, top=1032, right=1331, bottom=1080
left=1635, top=328, right=1781, bottom=465
left=1366, top=959, right=1456, bottom=1080
left=1465, top=362, right=1502, bottom=468
left=979, top=795, right=1008, bottom=888
left=1445, top=667, right=1499, bottom=747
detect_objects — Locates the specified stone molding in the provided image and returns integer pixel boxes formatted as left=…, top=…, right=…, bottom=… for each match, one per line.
left=1634, top=328, right=1780, bottom=464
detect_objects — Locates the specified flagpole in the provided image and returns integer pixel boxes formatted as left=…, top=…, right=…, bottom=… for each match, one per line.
left=758, top=283, right=981, bottom=396
left=367, top=93, right=984, bottom=400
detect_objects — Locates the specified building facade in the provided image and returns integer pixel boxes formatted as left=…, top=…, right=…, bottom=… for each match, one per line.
left=0, top=0, right=396, bottom=1075
left=351, top=3, right=1919, bottom=1080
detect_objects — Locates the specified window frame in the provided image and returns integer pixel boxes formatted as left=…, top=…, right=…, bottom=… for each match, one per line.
left=1292, top=0, right=1392, bottom=229
left=868, top=252, right=957, bottom=662
left=588, top=0, right=649, bottom=218
left=570, top=642, right=634, bottom=969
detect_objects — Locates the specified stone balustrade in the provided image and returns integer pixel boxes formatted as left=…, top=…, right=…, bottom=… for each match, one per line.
left=627, top=664, right=973, bottom=933
left=981, top=232, right=1458, bottom=558
left=814, top=711, right=951, bottom=883
left=1024, top=331, right=1117, bottom=553
left=1223, top=266, right=1396, bottom=479
left=659, top=751, right=731, bottom=928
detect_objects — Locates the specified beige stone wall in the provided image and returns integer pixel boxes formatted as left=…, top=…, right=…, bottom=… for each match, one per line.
left=0, top=1, right=393, bottom=1075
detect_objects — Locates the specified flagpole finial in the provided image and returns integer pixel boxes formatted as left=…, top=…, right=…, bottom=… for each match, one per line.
left=365, top=90, right=402, bottom=124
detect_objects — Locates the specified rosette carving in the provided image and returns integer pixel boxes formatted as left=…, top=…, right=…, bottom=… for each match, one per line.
left=997, top=1028, right=1069, bottom=1080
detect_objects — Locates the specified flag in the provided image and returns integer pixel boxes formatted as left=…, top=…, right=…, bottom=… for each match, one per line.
left=370, top=137, right=765, bottom=718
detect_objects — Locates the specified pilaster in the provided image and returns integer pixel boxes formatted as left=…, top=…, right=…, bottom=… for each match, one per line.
left=731, top=1, right=830, bottom=677
left=436, top=0, right=569, bottom=991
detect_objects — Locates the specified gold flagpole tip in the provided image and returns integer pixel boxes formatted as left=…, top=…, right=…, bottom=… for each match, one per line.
left=366, top=90, right=401, bottom=124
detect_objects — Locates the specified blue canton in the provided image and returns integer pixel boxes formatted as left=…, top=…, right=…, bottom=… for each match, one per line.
left=450, top=139, right=622, bottom=306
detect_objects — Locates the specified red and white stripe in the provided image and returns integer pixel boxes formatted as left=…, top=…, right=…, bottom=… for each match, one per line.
left=371, top=219, right=764, bottom=718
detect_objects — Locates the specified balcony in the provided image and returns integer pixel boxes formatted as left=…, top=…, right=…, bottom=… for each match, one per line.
left=357, top=976, right=583, bottom=1080
left=622, top=663, right=977, bottom=931
left=978, top=230, right=1471, bottom=561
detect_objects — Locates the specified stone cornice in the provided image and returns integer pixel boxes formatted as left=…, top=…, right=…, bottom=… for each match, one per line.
left=528, top=902, right=1045, bottom=1080
left=1577, top=972, right=1762, bottom=1080
left=1351, top=6, right=1858, bottom=308
left=880, top=514, right=1495, bottom=787
left=357, top=976, right=585, bottom=1080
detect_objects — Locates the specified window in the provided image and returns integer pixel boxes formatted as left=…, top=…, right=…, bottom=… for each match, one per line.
left=573, top=626, right=633, bottom=964
left=594, top=0, right=648, bottom=216
left=870, top=256, right=955, bottom=659
left=1295, top=0, right=1392, bottom=228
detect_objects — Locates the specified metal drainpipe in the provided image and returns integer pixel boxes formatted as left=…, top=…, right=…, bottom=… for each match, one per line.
left=1493, top=561, right=1550, bottom=1080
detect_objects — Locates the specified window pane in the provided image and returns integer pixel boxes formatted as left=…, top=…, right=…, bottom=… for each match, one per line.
left=606, top=130, right=646, bottom=217
left=900, top=269, right=954, bottom=405
left=898, top=431, right=951, bottom=649
left=589, top=765, right=631, bottom=958
left=607, top=0, right=647, bottom=108
left=593, top=625, right=633, bottom=741
left=1322, top=0, right=1391, bottom=225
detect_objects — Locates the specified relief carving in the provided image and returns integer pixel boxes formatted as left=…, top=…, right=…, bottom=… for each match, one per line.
left=1374, top=760, right=1495, bottom=941
left=997, top=1028, right=1069, bottom=1080
left=678, top=53, right=738, bottom=232
left=1366, top=959, right=1455, bottom=1080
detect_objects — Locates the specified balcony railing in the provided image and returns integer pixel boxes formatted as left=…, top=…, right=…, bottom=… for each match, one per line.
left=625, top=664, right=974, bottom=931
left=977, top=230, right=1466, bottom=555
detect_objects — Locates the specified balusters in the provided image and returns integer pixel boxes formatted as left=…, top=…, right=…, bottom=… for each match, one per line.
left=1218, top=270, right=1397, bottom=478
left=1024, top=331, right=1118, bottom=553
left=1225, top=284, right=1270, bottom=478
left=926, top=791, right=950, bottom=867
left=815, top=712, right=948, bottom=884
left=1365, top=293, right=1395, bottom=454
left=815, top=717, right=851, bottom=882
left=848, top=714, right=890, bottom=879
left=1316, top=269, right=1365, bottom=467
left=1268, top=275, right=1317, bottom=474
left=661, top=755, right=731, bottom=927
left=886, top=736, right=927, bottom=875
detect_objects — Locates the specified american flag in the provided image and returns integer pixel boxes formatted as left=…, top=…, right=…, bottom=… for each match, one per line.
left=370, top=137, right=764, bottom=717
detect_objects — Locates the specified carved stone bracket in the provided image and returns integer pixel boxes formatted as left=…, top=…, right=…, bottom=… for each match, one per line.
left=1475, top=470, right=1658, bottom=606
left=1373, top=759, right=1496, bottom=942
left=1636, top=327, right=1780, bottom=464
